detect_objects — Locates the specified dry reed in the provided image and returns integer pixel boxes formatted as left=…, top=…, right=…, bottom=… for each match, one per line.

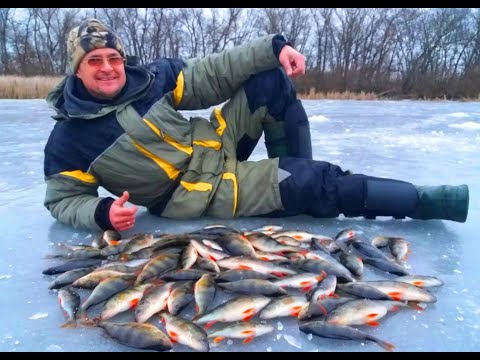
left=0, top=76, right=64, bottom=99
left=0, top=77, right=478, bottom=101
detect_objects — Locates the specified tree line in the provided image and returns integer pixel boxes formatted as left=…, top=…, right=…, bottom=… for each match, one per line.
left=1, top=8, right=479, bottom=99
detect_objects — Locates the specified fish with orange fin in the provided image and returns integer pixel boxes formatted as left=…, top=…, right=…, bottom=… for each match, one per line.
left=214, top=233, right=258, bottom=257
left=335, top=282, right=392, bottom=301
left=303, top=249, right=341, bottom=264
left=202, top=239, right=223, bottom=252
left=193, top=295, right=271, bottom=330
left=160, top=269, right=213, bottom=281
left=134, top=253, right=179, bottom=285
left=333, top=228, right=357, bottom=253
left=306, top=274, right=338, bottom=302
left=326, top=299, right=411, bottom=327
left=298, top=297, right=353, bottom=321
left=291, top=258, right=355, bottom=283
left=42, top=258, right=102, bottom=275
left=48, top=244, right=102, bottom=260
left=218, top=279, right=288, bottom=297
left=254, top=251, right=288, bottom=262
left=362, top=256, right=409, bottom=276
left=216, top=256, right=297, bottom=277
left=395, top=275, right=444, bottom=288
left=273, top=272, right=327, bottom=293
left=181, top=242, right=198, bottom=270
left=258, top=295, right=307, bottom=319
left=92, top=230, right=121, bottom=249
left=48, top=266, right=97, bottom=290
left=353, top=281, right=437, bottom=303
left=58, top=288, right=80, bottom=328
left=299, top=321, right=395, bottom=352
left=250, top=224, right=283, bottom=234
left=134, top=282, right=174, bottom=323
left=120, top=233, right=158, bottom=255
left=311, top=236, right=339, bottom=253
left=194, top=274, right=217, bottom=317
left=190, top=239, right=229, bottom=262
left=271, top=230, right=317, bottom=243
left=207, top=322, right=274, bottom=345
left=77, top=275, right=136, bottom=322
left=245, top=232, right=305, bottom=253
left=97, top=322, right=172, bottom=351
left=371, top=235, right=404, bottom=248
left=339, top=252, right=364, bottom=278
left=167, top=281, right=195, bottom=316
left=351, top=240, right=394, bottom=262
left=389, top=237, right=409, bottom=262
left=274, top=236, right=310, bottom=249
left=214, top=269, right=275, bottom=283
left=160, top=313, right=209, bottom=352
left=97, top=283, right=152, bottom=322
left=71, top=270, right=135, bottom=289
left=196, top=256, right=221, bottom=273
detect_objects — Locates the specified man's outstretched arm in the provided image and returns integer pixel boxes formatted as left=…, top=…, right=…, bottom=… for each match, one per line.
left=175, top=34, right=296, bottom=110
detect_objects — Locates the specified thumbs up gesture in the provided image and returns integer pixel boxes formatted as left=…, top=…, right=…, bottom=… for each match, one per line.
left=109, top=191, right=138, bottom=231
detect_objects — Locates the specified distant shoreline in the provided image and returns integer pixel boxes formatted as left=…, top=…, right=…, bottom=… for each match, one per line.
left=0, top=75, right=479, bottom=102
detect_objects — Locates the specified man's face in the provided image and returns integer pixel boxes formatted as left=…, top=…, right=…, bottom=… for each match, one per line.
left=76, top=48, right=126, bottom=100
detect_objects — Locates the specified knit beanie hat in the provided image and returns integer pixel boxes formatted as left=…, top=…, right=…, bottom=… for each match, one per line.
left=67, top=18, right=126, bottom=74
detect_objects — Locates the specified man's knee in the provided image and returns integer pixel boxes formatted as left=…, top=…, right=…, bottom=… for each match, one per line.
left=277, top=158, right=348, bottom=216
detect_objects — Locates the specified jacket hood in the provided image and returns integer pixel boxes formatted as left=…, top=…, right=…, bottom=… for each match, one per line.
left=46, top=65, right=153, bottom=121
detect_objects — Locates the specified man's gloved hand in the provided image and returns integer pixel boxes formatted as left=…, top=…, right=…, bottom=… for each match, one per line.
left=279, top=45, right=306, bottom=78
left=109, top=191, right=138, bottom=231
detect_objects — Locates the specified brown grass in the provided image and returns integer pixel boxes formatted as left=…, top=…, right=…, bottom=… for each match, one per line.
left=0, top=77, right=478, bottom=101
left=299, top=87, right=378, bottom=100
left=0, top=76, right=64, bottom=99
left=298, top=86, right=480, bottom=101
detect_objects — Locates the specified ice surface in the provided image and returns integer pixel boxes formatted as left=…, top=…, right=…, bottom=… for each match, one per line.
left=449, top=121, right=480, bottom=130
left=45, top=344, right=63, bottom=352
left=283, top=334, right=302, bottom=349
left=0, top=99, right=479, bottom=351
left=28, top=313, right=48, bottom=320
left=309, top=115, right=329, bottom=123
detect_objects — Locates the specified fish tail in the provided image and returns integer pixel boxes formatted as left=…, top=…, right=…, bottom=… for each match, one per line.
left=60, top=319, right=77, bottom=328
left=81, top=316, right=100, bottom=327
left=407, top=301, right=425, bottom=311
left=377, top=339, right=395, bottom=352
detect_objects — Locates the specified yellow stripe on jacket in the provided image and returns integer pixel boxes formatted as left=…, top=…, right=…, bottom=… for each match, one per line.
left=60, top=170, right=97, bottom=184
left=133, top=141, right=180, bottom=180
left=173, top=71, right=184, bottom=107
left=222, top=172, right=238, bottom=216
left=180, top=181, right=213, bottom=192
left=143, top=118, right=193, bottom=155
left=214, top=107, right=227, bottom=137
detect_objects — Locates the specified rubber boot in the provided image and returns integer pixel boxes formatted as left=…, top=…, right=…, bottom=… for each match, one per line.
left=409, top=185, right=469, bottom=223
left=339, top=176, right=469, bottom=223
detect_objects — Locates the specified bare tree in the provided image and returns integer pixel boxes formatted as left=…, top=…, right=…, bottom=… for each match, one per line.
left=2, top=8, right=479, bottom=99
left=227, top=8, right=256, bottom=46
left=176, top=8, right=207, bottom=58
left=0, top=8, right=12, bottom=74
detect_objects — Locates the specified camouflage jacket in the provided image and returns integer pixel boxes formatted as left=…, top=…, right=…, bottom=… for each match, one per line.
left=44, top=34, right=287, bottom=231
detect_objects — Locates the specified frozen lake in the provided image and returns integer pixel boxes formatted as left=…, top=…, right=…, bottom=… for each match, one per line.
left=0, top=98, right=479, bottom=352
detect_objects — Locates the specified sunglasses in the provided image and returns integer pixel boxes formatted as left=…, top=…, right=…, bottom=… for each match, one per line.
left=85, top=56, right=125, bottom=67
